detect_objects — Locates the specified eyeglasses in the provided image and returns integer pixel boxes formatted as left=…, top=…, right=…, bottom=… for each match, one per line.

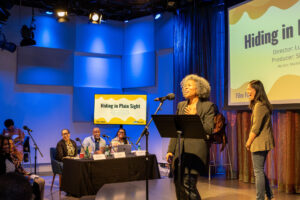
left=118, top=131, right=125, bottom=133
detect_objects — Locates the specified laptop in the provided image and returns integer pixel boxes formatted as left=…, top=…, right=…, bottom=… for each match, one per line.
left=117, top=144, right=132, bottom=154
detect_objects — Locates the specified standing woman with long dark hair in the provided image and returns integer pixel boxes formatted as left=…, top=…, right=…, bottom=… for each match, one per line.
left=246, top=80, right=275, bottom=200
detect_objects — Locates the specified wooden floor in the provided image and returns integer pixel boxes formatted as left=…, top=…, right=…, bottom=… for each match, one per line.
left=44, top=175, right=300, bottom=200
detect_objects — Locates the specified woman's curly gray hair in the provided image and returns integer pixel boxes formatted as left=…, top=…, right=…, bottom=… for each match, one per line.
left=180, top=74, right=211, bottom=99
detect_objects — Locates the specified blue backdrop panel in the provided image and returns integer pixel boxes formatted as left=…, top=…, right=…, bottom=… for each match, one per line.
left=155, top=13, right=174, bottom=50
left=75, top=21, right=123, bottom=55
left=124, top=16, right=154, bottom=54
left=122, top=51, right=155, bottom=88
left=17, top=46, right=74, bottom=86
left=74, top=54, right=122, bottom=88
left=35, top=16, right=76, bottom=50
left=73, top=87, right=122, bottom=122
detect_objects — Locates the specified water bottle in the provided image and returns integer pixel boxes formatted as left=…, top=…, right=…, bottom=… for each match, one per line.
left=138, top=143, right=141, bottom=151
left=105, top=145, right=110, bottom=156
left=84, top=146, right=90, bottom=158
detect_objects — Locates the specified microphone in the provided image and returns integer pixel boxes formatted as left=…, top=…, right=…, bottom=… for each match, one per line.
left=154, top=93, right=175, bottom=102
left=23, top=126, right=33, bottom=132
left=75, top=137, right=82, bottom=143
left=102, top=134, right=110, bottom=138
left=75, top=138, right=84, bottom=152
left=122, top=136, right=130, bottom=139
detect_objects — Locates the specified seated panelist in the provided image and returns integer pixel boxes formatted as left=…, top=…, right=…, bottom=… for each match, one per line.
left=111, top=128, right=128, bottom=147
left=82, top=127, right=106, bottom=154
left=55, top=129, right=77, bottom=162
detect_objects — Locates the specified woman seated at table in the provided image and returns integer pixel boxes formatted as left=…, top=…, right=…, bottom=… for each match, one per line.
left=111, top=128, right=128, bottom=151
left=0, top=135, right=45, bottom=200
left=55, top=129, right=77, bottom=163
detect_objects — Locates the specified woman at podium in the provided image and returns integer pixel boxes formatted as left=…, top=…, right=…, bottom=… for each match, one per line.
left=166, top=74, right=215, bottom=200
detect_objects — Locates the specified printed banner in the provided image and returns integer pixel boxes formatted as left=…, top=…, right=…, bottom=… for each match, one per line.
left=94, top=94, right=147, bottom=125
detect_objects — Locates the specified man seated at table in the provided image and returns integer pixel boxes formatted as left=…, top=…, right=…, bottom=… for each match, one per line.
left=82, top=127, right=106, bottom=154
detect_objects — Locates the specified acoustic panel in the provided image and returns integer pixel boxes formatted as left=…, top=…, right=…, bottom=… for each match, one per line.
left=124, top=16, right=154, bottom=54
left=75, top=20, right=123, bottom=55
left=17, top=46, right=74, bottom=86
left=122, top=51, right=155, bottom=88
left=74, top=54, right=122, bottom=88
left=73, top=87, right=122, bottom=122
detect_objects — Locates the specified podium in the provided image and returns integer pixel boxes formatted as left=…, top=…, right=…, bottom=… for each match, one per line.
left=152, top=114, right=207, bottom=200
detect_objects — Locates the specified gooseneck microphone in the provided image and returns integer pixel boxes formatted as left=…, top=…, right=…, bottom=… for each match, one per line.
left=75, top=137, right=84, bottom=151
left=75, top=137, right=83, bottom=145
left=23, top=126, right=33, bottom=132
left=154, top=93, right=175, bottom=102
left=102, top=134, right=110, bottom=138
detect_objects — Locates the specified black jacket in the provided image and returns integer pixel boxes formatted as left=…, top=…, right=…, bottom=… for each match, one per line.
left=55, top=139, right=77, bottom=161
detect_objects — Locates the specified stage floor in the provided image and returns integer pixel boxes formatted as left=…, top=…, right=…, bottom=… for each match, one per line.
left=44, top=175, right=300, bottom=200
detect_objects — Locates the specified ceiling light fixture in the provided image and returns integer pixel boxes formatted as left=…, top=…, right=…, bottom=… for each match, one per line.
left=0, top=29, right=16, bottom=52
left=89, top=11, right=102, bottom=24
left=55, top=9, right=68, bottom=22
left=20, top=7, right=36, bottom=46
left=154, top=13, right=162, bottom=20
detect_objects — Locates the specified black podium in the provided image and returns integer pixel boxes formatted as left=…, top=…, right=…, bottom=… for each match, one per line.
left=152, top=114, right=207, bottom=200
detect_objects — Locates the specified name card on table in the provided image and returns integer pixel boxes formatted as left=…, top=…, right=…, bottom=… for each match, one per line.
left=93, top=154, right=106, bottom=160
left=113, top=152, right=126, bottom=158
left=135, top=150, right=146, bottom=156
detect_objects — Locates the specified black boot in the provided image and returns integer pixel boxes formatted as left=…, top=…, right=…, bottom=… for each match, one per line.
left=183, top=174, right=201, bottom=200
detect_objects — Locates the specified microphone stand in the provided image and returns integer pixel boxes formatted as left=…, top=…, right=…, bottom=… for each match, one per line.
left=75, top=138, right=84, bottom=154
left=126, top=137, right=137, bottom=150
left=136, top=100, right=165, bottom=200
left=24, top=129, right=43, bottom=174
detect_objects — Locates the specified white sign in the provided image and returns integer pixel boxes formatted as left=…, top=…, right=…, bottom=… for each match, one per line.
left=93, top=154, right=106, bottom=160
left=135, top=150, right=146, bottom=156
left=94, top=94, right=147, bottom=125
left=113, top=152, right=126, bottom=158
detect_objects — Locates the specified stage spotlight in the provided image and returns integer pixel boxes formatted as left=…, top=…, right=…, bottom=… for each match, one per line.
left=0, top=31, right=16, bottom=52
left=20, top=25, right=36, bottom=46
left=167, top=0, right=176, bottom=7
left=20, top=8, right=36, bottom=46
left=45, top=11, right=53, bottom=15
left=55, top=9, right=68, bottom=22
left=89, top=11, right=102, bottom=24
left=124, top=20, right=129, bottom=23
left=154, top=13, right=162, bottom=20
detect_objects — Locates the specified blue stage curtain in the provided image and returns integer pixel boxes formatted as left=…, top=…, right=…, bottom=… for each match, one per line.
left=173, top=4, right=225, bottom=110
left=173, top=3, right=228, bottom=175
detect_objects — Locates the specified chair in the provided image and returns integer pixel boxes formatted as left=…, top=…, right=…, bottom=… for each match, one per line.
left=208, top=124, right=233, bottom=181
left=50, top=147, right=63, bottom=191
left=22, top=136, right=32, bottom=171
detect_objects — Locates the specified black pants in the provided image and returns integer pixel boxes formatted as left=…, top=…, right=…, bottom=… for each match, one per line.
left=173, top=153, right=204, bottom=200
left=174, top=173, right=201, bottom=200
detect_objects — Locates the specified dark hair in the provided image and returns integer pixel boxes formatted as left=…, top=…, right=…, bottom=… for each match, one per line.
left=115, top=128, right=128, bottom=144
left=0, top=135, right=10, bottom=153
left=0, top=135, right=10, bottom=154
left=249, top=80, right=272, bottom=113
left=61, top=129, right=70, bottom=135
left=115, top=128, right=126, bottom=137
left=0, top=172, right=33, bottom=200
left=4, top=119, right=14, bottom=128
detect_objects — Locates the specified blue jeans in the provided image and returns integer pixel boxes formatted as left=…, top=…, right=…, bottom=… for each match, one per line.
left=252, top=151, right=273, bottom=200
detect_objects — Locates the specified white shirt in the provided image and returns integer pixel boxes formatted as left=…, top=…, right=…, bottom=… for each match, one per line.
left=82, top=136, right=106, bottom=152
